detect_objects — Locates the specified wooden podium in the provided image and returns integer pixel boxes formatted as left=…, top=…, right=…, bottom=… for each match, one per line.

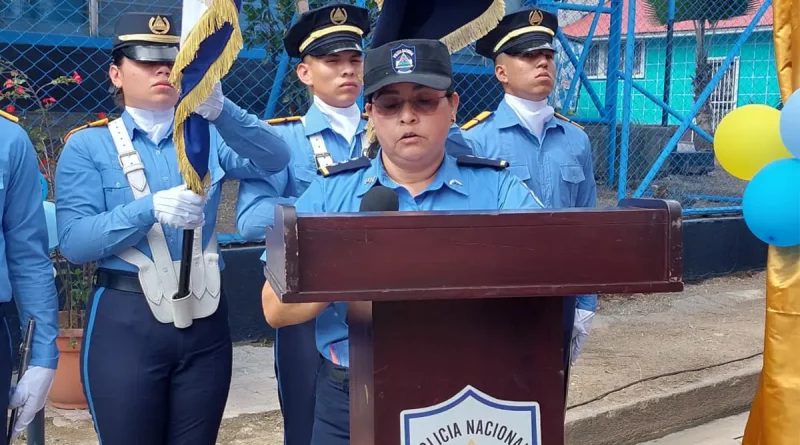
left=265, top=198, right=683, bottom=445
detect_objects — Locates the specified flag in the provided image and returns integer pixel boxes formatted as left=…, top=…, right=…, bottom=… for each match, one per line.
left=169, top=0, right=244, bottom=195
left=742, top=3, right=800, bottom=441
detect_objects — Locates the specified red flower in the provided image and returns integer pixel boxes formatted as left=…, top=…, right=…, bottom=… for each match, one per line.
left=72, top=71, right=82, bottom=84
left=5, top=105, right=15, bottom=113
left=42, top=97, right=56, bottom=106
left=97, top=111, right=107, bottom=119
left=15, top=87, right=24, bottom=95
left=3, top=79, right=12, bottom=89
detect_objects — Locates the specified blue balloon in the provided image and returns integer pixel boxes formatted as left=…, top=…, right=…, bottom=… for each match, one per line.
left=780, top=90, right=800, bottom=158
left=742, top=158, right=800, bottom=247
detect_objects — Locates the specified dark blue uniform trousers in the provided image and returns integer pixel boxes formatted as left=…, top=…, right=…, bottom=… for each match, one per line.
left=310, top=359, right=349, bottom=445
left=81, top=286, right=233, bottom=445
left=1, top=316, right=11, bottom=445
left=274, top=320, right=322, bottom=445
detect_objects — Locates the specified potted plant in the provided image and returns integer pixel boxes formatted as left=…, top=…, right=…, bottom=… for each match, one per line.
left=2, top=59, right=94, bottom=409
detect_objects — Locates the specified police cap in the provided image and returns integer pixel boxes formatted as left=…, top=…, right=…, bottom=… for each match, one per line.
left=475, top=8, right=558, bottom=59
left=112, top=12, right=180, bottom=63
left=363, top=39, right=452, bottom=98
left=283, top=4, right=370, bottom=59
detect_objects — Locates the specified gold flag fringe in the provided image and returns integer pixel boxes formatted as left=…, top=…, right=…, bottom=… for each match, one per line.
left=169, top=0, right=243, bottom=195
left=440, top=0, right=504, bottom=53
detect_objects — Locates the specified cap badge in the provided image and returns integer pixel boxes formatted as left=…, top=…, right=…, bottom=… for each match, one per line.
left=391, top=44, right=416, bottom=74
left=149, top=16, right=171, bottom=35
left=529, top=10, right=544, bottom=26
left=330, top=7, right=348, bottom=25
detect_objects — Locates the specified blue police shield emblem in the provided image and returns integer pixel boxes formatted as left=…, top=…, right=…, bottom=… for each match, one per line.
left=400, top=385, right=541, bottom=445
left=391, top=44, right=416, bottom=74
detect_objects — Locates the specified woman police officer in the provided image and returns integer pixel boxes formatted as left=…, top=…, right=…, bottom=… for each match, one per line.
left=55, top=12, right=290, bottom=445
left=259, top=38, right=545, bottom=445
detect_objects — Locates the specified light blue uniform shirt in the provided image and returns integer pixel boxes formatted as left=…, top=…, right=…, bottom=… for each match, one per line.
left=262, top=147, right=544, bottom=368
left=236, top=105, right=474, bottom=241
left=0, top=118, right=59, bottom=369
left=463, top=99, right=598, bottom=312
left=55, top=99, right=290, bottom=272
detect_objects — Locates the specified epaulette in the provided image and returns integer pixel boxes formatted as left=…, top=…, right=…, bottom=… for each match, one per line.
left=456, top=155, right=509, bottom=170
left=0, top=109, right=19, bottom=123
left=63, top=118, right=109, bottom=142
left=460, top=111, right=492, bottom=131
left=265, top=116, right=302, bottom=125
left=318, top=156, right=370, bottom=177
left=554, top=113, right=584, bottom=130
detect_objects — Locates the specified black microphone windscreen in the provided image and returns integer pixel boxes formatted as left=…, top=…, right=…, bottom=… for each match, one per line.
left=359, top=185, right=400, bottom=212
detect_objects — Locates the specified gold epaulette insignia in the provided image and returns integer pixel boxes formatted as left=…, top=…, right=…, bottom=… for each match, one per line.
left=554, top=113, right=584, bottom=130
left=460, top=111, right=492, bottom=131
left=265, top=116, right=302, bottom=125
left=318, top=156, right=370, bottom=177
left=0, top=109, right=19, bottom=123
left=63, top=118, right=109, bottom=142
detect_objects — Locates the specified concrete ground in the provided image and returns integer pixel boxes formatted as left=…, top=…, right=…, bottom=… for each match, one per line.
left=638, top=412, right=747, bottom=444
left=28, top=271, right=767, bottom=444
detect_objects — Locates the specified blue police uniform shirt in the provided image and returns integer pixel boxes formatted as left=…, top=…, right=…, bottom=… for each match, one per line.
left=0, top=117, right=59, bottom=368
left=56, top=99, right=291, bottom=272
left=463, top=98, right=598, bottom=312
left=261, top=145, right=544, bottom=367
left=236, top=103, right=369, bottom=241
left=236, top=107, right=474, bottom=241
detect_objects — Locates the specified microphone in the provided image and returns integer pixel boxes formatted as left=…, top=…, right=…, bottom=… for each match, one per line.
left=359, top=185, right=399, bottom=212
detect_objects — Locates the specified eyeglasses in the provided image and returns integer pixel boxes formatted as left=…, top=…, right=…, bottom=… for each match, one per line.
left=370, top=94, right=450, bottom=117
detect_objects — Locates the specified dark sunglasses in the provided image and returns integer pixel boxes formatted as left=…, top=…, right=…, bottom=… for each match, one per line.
left=370, top=94, right=450, bottom=117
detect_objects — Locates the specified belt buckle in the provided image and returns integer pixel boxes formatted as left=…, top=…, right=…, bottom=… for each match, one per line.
left=315, top=153, right=335, bottom=169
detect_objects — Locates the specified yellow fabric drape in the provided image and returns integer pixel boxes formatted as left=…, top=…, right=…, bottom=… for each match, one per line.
left=741, top=2, right=800, bottom=441
left=743, top=246, right=800, bottom=445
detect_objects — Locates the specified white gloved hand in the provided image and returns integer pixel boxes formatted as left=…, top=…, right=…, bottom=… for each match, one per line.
left=153, top=184, right=206, bottom=229
left=8, top=366, right=56, bottom=440
left=570, top=308, right=595, bottom=365
left=194, top=82, right=224, bottom=121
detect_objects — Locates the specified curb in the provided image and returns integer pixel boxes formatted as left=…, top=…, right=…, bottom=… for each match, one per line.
left=565, top=356, right=761, bottom=445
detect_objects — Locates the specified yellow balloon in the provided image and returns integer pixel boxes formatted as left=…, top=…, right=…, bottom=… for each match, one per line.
left=713, top=104, right=793, bottom=181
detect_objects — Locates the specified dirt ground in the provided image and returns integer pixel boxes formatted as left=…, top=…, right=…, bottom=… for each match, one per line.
left=33, top=271, right=767, bottom=445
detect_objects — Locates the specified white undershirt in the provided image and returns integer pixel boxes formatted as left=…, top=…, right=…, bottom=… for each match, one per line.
left=504, top=93, right=554, bottom=140
left=126, top=106, right=175, bottom=145
left=313, top=95, right=361, bottom=145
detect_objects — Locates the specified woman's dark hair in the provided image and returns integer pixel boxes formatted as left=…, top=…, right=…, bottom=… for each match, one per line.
left=111, top=50, right=126, bottom=108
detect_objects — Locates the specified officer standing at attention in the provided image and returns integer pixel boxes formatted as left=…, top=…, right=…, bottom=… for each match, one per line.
left=260, top=38, right=545, bottom=445
left=235, top=6, right=371, bottom=444
left=0, top=109, right=59, bottom=444
left=55, top=13, right=290, bottom=445
left=461, top=8, right=598, bottom=366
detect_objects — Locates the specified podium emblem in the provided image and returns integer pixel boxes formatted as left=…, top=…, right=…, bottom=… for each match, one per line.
left=400, top=385, right=541, bottom=445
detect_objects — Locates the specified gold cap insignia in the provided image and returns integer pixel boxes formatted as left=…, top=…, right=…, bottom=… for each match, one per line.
left=330, top=7, right=348, bottom=25
left=529, top=10, right=544, bottom=26
left=149, top=16, right=170, bottom=35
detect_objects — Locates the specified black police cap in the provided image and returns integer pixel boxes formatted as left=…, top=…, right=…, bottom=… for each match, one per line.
left=363, top=39, right=452, bottom=98
left=475, top=8, right=558, bottom=60
left=283, top=4, right=370, bottom=59
left=112, top=12, right=180, bottom=63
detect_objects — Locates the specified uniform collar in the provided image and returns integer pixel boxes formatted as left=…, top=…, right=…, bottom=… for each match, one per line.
left=303, top=102, right=367, bottom=137
left=495, top=98, right=564, bottom=134
left=121, top=109, right=175, bottom=142
left=356, top=151, right=467, bottom=197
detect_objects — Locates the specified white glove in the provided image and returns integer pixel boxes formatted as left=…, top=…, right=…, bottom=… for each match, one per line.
left=8, top=366, right=56, bottom=440
left=153, top=184, right=206, bottom=229
left=570, top=308, right=595, bottom=365
left=194, top=82, right=224, bottom=121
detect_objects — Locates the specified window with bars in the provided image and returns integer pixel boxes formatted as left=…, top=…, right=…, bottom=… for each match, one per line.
left=584, top=39, right=645, bottom=79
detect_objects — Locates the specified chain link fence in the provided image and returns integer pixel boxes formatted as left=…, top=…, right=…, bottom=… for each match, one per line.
left=0, top=0, right=779, bottom=232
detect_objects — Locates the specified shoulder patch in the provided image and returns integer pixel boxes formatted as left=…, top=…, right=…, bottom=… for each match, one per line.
left=63, top=118, right=109, bottom=142
left=460, top=111, right=492, bottom=131
left=318, top=156, right=371, bottom=177
left=265, top=116, right=302, bottom=125
left=0, top=109, right=19, bottom=123
left=456, top=155, right=509, bottom=170
left=554, top=113, right=584, bottom=130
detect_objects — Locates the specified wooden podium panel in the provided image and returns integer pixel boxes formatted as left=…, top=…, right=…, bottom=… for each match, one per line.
left=264, top=198, right=683, bottom=445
